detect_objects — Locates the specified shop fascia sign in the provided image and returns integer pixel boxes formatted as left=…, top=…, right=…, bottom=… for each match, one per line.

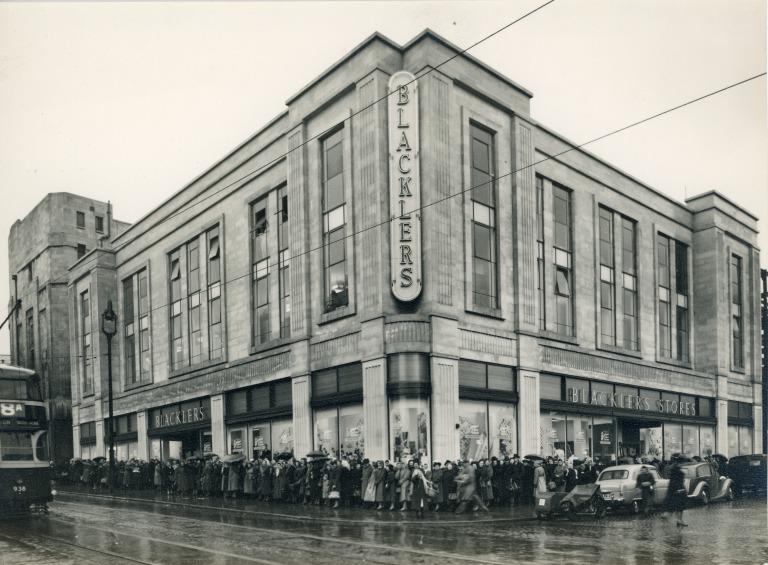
left=153, top=405, right=208, bottom=429
left=388, top=70, right=422, bottom=302
left=567, top=387, right=696, bottom=416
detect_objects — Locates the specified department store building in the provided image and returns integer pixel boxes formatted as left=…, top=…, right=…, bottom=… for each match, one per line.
left=58, top=30, right=762, bottom=464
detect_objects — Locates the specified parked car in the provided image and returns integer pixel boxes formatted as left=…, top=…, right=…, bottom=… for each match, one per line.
left=726, top=454, right=767, bottom=495
left=678, top=462, right=734, bottom=504
left=596, top=464, right=669, bottom=513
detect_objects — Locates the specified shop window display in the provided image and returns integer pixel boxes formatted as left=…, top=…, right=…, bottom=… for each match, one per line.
left=639, top=427, right=663, bottom=459
left=488, top=402, right=516, bottom=459
left=682, top=425, right=700, bottom=458
left=270, top=419, right=294, bottom=456
left=390, top=397, right=429, bottom=462
left=699, top=426, right=716, bottom=457
left=663, top=424, right=682, bottom=459
left=339, top=404, right=364, bottom=456
left=591, top=416, right=615, bottom=464
left=314, top=407, right=339, bottom=457
left=458, top=400, right=489, bottom=460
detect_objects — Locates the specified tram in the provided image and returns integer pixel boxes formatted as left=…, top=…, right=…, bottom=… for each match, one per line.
left=0, top=364, right=55, bottom=515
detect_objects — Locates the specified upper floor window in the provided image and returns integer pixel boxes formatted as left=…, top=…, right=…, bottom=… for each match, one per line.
left=80, top=290, right=93, bottom=396
left=251, top=197, right=270, bottom=345
left=675, top=241, right=689, bottom=363
left=536, top=175, right=545, bottom=330
left=138, top=270, right=151, bottom=381
left=188, top=240, right=202, bottom=365
left=207, top=226, right=223, bottom=360
left=278, top=185, right=291, bottom=338
left=76, top=211, right=85, bottom=229
left=123, top=277, right=137, bottom=386
left=169, top=250, right=183, bottom=370
left=25, top=309, right=35, bottom=371
left=621, top=217, right=638, bottom=351
left=552, top=184, right=573, bottom=336
left=598, top=207, right=615, bottom=346
left=730, top=254, right=743, bottom=368
left=469, top=123, right=498, bottom=309
left=657, top=234, right=689, bottom=361
left=95, top=216, right=104, bottom=233
left=322, top=128, right=348, bottom=311
left=77, top=244, right=86, bottom=259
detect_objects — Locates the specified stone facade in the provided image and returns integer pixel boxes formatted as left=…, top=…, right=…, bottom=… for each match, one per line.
left=7, top=192, right=129, bottom=460
left=9, top=30, right=760, bottom=463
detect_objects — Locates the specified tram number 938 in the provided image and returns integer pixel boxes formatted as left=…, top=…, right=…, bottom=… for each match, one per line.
left=12, top=485, right=27, bottom=493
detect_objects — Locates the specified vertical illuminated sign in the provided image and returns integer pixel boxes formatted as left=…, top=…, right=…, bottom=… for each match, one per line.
left=388, top=71, right=422, bottom=302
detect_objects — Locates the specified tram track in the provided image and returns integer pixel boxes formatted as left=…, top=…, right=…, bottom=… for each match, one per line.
left=51, top=499, right=510, bottom=565
left=0, top=528, right=158, bottom=565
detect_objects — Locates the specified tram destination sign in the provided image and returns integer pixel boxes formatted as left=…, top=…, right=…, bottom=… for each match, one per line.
left=388, top=70, right=422, bottom=302
left=567, top=387, right=697, bottom=416
left=0, top=401, right=45, bottom=426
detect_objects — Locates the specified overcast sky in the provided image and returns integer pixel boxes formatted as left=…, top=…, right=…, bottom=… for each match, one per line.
left=1, top=0, right=766, bottom=354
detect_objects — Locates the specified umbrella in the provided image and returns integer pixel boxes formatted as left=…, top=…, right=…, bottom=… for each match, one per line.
left=306, top=450, right=327, bottom=459
left=92, top=456, right=106, bottom=463
left=274, top=452, right=293, bottom=461
left=222, top=453, right=245, bottom=463
left=203, top=453, right=219, bottom=460
left=523, top=454, right=544, bottom=461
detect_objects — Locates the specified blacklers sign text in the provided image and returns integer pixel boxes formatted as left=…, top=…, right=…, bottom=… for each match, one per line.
left=388, top=71, right=422, bottom=302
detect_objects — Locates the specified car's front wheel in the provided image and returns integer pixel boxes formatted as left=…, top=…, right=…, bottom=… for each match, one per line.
left=630, top=500, right=640, bottom=514
left=725, top=486, right=734, bottom=501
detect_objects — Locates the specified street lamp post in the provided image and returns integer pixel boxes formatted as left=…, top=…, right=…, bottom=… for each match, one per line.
left=101, top=300, right=117, bottom=494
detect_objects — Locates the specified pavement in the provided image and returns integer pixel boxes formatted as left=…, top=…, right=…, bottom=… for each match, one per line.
left=0, top=488, right=765, bottom=564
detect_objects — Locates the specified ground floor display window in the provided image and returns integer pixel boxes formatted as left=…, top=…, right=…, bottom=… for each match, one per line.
left=458, top=400, right=516, bottom=460
left=728, top=425, right=753, bottom=456
left=116, top=441, right=138, bottom=461
left=80, top=443, right=98, bottom=460
left=313, top=404, right=363, bottom=458
left=541, top=410, right=718, bottom=462
left=390, top=397, right=429, bottom=462
left=228, top=419, right=294, bottom=459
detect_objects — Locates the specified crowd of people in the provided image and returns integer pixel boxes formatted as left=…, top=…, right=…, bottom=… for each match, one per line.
left=53, top=452, right=716, bottom=518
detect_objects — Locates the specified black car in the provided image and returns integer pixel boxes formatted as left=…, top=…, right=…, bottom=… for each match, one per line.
left=727, top=454, right=767, bottom=495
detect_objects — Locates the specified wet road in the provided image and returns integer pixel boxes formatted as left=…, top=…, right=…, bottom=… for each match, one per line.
left=0, top=492, right=766, bottom=565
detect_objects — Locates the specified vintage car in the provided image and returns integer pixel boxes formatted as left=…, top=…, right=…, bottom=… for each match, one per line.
left=596, top=464, right=669, bottom=513
left=727, top=454, right=766, bottom=495
left=679, top=462, right=735, bottom=504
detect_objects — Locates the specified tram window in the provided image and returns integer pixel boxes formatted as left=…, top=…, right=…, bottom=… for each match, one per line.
left=0, top=431, right=34, bottom=461
left=34, top=431, right=49, bottom=462
left=0, top=379, right=28, bottom=400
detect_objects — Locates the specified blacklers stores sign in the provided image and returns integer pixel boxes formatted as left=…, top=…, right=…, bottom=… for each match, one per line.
left=148, top=398, right=211, bottom=433
left=388, top=70, right=422, bottom=302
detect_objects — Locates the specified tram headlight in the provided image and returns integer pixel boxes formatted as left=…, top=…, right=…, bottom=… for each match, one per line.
left=50, top=489, right=58, bottom=497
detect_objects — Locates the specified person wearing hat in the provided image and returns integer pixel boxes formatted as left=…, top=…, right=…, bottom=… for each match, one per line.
left=428, top=461, right=444, bottom=511
left=663, top=455, right=688, bottom=527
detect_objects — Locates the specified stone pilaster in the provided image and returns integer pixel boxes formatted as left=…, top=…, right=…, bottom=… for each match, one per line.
left=287, top=126, right=309, bottom=336
left=753, top=405, right=763, bottom=454
left=717, top=398, right=729, bottom=456
left=292, top=375, right=312, bottom=457
left=94, top=419, right=105, bottom=458
left=72, top=425, right=81, bottom=459
left=362, top=357, right=387, bottom=461
left=431, top=356, right=459, bottom=462
left=136, top=411, right=149, bottom=461
left=210, top=394, right=226, bottom=456
left=518, top=370, right=541, bottom=456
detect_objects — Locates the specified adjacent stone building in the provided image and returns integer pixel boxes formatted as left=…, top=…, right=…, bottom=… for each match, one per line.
left=7, top=193, right=130, bottom=460
left=10, top=30, right=762, bottom=464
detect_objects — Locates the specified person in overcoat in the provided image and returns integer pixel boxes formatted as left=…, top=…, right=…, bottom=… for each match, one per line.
left=410, top=464, right=430, bottom=518
left=243, top=461, right=255, bottom=497
left=397, top=460, right=413, bottom=511
left=428, top=462, right=444, bottom=510
left=455, top=461, right=488, bottom=513
left=227, top=461, right=241, bottom=498
left=259, top=460, right=273, bottom=501
left=664, top=459, right=688, bottom=527
left=441, top=461, right=458, bottom=511
left=371, top=461, right=386, bottom=509
left=533, top=460, right=548, bottom=496
left=384, top=463, right=398, bottom=510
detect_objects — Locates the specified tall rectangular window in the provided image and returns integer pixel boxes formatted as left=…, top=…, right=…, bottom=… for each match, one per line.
left=76, top=211, right=85, bottom=229
left=207, top=226, right=223, bottom=359
left=552, top=185, right=573, bottom=336
left=621, top=217, right=638, bottom=351
left=138, top=270, right=150, bottom=381
left=731, top=254, right=743, bottom=368
left=187, top=239, right=202, bottom=365
left=123, top=278, right=136, bottom=386
left=598, top=207, right=615, bottom=346
left=95, top=216, right=104, bottom=233
left=26, top=309, right=35, bottom=371
left=675, top=241, right=689, bottom=363
left=536, top=176, right=545, bottom=330
left=322, top=128, right=348, bottom=311
left=251, top=198, right=270, bottom=345
left=15, top=313, right=23, bottom=368
left=470, top=123, right=497, bottom=309
left=77, top=244, right=86, bottom=259
left=278, top=186, right=291, bottom=338
left=81, top=290, right=93, bottom=396
left=657, top=235, right=672, bottom=357
left=169, top=250, right=183, bottom=370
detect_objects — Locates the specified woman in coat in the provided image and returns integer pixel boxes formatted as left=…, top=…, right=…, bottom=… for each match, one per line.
left=410, top=464, right=430, bottom=518
left=397, top=460, right=413, bottom=511
left=259, top=460, right=273, bottom=501
left=442, top=461, right=458, bottom=511
left=227, top=461, right=241, bottom=498
left=664, top=460, right=688, bottom=527
left=429, top=462, right=444, bottom=510
left=243, top=462, right=255, bottom=497
left=533, top=460, right=548, bottom=496
left=153, top=460, right=165, bottom=492
left=372, top=461, right=386, bottom=509
left=360, top=460, right=373, bottom=507
left=384, top=463, right=398, bottom=510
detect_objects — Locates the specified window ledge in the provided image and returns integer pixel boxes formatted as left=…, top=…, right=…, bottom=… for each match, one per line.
left=169, top=358, right=227, bottom=379
left=729, top=365, right=746, bottom=375
left=655, top=356, right=693, bottom=371
left=538, top=331, right=578, bottom=346
left=124, top=379, right=154, bottom=392
left=319, top=306, right=356, bottom=325
left=596, top=343, right=643, bottom=360
left=249, top=335, right=300, bottom=356
left=465, top=305, right=504, bottom=320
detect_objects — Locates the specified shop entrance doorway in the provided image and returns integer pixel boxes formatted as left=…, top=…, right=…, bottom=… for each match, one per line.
left=619, top=420, right=663, bottom=461
left=152, top=429, right=212, bottom=461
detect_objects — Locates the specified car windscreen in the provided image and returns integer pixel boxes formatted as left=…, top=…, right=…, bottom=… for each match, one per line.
left=598, top=470, right=628, bottom=480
